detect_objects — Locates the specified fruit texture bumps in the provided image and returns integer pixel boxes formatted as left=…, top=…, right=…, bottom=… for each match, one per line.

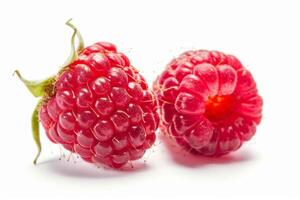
left=154, top=50, right=263, bottom=156
left=41, top=43, right=158, bottom=168
left=17, top=21, right=159, bottom=168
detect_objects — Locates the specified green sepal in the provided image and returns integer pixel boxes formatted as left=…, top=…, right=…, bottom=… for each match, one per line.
left=14, top=70, right=55, bottom=98
left=66, top=19, right=84, bottom=53
left=14, top=70, right=52, bottom=164
left=15, top=19, right=85, bottom=165
left=32, top=101, right=42, bottom=164
left=61, top=19, right=85, bottom=69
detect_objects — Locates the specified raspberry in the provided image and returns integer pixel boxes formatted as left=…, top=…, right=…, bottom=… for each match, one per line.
left=15, top=20, right=158, bottom=169
left=154, top=50, right=263, bottom=156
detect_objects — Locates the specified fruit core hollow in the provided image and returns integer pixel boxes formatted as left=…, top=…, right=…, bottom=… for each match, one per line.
left=204, top=95, right=236, bottom=122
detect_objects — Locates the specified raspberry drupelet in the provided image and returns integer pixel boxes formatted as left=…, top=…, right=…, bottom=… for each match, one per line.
left=154, top=50, right=263, bottom=156
left=16, top=20, right=159, bottom=169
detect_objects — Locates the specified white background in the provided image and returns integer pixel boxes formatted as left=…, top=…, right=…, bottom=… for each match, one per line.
left=0, top=0, right=299, bottom=199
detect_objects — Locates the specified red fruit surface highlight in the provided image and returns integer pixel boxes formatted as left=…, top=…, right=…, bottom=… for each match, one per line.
left=154, top=50, right=263, bottom=156
left=16, top=20, right=158, bottom=169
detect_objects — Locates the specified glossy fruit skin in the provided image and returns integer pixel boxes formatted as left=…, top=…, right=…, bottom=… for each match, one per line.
left=154, top=50, right=263, bottom=156
left=39, top=42, right=159, bottom=168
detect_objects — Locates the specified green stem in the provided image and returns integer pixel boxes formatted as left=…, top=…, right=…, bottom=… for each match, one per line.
left=32, top=101, right=42, bottom=164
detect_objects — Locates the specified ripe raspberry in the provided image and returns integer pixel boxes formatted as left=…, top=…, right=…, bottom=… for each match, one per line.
left=154, top=50, right=263, bottom=156
left=16, top=20, right=158, bottom=169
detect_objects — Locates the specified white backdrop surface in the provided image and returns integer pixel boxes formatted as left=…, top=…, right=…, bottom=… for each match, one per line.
left=0, top=0, right=299, bottom=199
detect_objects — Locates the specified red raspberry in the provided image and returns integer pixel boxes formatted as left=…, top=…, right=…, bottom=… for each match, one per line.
left=16, top=20, right=158, bottom=169
left=154, top=50, right=263, bottom=156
